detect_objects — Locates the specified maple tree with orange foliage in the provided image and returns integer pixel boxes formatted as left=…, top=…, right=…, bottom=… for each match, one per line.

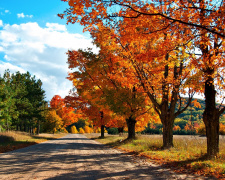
left=50, top=95, right=80, bottom=128
left=90, top=18, right=196, bottom=148
left=66, top=49, right=157, bottom=139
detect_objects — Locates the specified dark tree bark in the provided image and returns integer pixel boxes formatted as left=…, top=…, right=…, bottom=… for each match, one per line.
left=200, top=35, right=225, bottom=157
left=203, top=72, right=220, bottom=157
left=126, top=116, right=136, bottom=140
left=161, top=115, right=175, bottom=148
left=159, top=64, right=176, bottom=148
left=100, top=125, right=105, bottom=138
left=99, top=111, right=104, bottom=138
left=37, top=119, right=40, bottom=135
left=24, top=124, right=26, bottom=132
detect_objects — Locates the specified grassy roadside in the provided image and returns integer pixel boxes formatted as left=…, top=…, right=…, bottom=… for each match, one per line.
left=85, top=133, right=225, bottom=179
left=0, top=131, right=66, bottom=153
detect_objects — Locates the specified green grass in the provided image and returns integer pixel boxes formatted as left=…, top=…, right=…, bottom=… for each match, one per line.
left=85, top=133, right=225, bottom=179
left=0, top=131, right=66, bottom=153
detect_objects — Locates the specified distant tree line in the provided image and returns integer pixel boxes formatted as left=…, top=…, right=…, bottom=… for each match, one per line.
left=141, top=98, right=225, bottom=135
left=0, top=70, right=46, bottom=134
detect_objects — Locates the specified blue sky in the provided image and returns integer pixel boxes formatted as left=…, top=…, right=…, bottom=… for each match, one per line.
left=0, top=0, right=95, bottom=101
left=0, top=0, right=88, bottom=35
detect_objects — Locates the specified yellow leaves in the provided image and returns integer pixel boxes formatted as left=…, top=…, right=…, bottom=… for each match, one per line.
left=46, top=110, right=63, bottom=132
left=79, top=127, right=85, bottom=134
left=84, top=126, right=93, bottom=133
left=71, top=125, right=78, bottom=133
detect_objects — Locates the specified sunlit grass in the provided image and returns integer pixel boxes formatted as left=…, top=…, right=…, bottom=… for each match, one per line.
left=86, top=133, right=225, bottom=178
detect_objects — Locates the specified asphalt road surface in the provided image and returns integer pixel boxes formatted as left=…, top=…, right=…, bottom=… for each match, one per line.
left=0, top=134, right=211, bottom=180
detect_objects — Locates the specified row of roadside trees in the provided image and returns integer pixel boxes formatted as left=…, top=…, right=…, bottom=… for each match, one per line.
left=0, top=70, right=81, bottom=135
left=59, top=0, right=225, bottom=158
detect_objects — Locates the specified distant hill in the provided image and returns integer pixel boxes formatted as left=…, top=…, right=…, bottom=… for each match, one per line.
left=176, top=98, right=225, bottom=123
left=142, top=98, right=225, bottom=135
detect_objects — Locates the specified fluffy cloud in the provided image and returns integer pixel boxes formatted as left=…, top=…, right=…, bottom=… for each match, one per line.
left=46, top=23, right=67, bottom=32
left=0, top=21, right=96, bottom=100
left=17, top=13, right=33, bottom=18
left=0, top=62, right=26, bottom=75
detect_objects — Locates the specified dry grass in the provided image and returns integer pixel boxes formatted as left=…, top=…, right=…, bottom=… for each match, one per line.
left=86, top=133, right=225, bottom=179
left=0, top=131, right=66, bottom=153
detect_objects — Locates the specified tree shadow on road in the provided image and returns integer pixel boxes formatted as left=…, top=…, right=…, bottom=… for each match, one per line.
left=0, top=134, right=215, bottom=180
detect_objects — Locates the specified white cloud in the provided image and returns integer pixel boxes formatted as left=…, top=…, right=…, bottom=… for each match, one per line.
left=0, top=20, right=3, bottom=27
left=17, top=13, right=25, bottom=18
left=46, top=23, right=67, bottom=32
left=0, top=22, right=96, bottom=100
left=0, top=62, right=26, bottom=75
left=17, top=13, right=33, bottom=18
left=5, top=10, right=9, bottom=13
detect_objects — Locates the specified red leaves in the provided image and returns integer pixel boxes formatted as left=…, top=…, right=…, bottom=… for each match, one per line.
left=50, top=95, right=64, bottom=109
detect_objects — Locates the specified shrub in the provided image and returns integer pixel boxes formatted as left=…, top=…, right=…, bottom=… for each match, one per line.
left=173, top=129, right=197, bottom=135
left=71, top=126, right=78, bottom=134
left=141, top=127, right=162, bottom=134
left=79, top=128, right=85, bottom=134
left=84, top=126, right=92, bottom=133
left=108, top=128, right=119, bottom=135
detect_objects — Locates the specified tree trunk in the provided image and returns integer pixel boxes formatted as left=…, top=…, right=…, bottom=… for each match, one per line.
left=100, top=125, right=104, bottom=138
left=37, top=119, right=40, bottom=135
left=24, top=124, right=26, bottom=132
left=161, top=116, right=174, bottom=149
left=160, top=64, right=174, bottom=148
left=126, top=116, right=136, bottom=140
left=203, top=74, right=219, bottom=157
left=204, top=115, right=219, bottom=157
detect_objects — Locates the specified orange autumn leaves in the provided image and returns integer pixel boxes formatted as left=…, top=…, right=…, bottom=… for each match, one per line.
left=47, top=95, right=81, bottom=132
left=59, top=1, right=225, bottom=155
left=66, top=48, right=159, bottom=132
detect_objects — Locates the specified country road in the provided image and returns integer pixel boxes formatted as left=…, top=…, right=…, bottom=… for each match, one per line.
left=0, top=134, right=211, bottom=180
